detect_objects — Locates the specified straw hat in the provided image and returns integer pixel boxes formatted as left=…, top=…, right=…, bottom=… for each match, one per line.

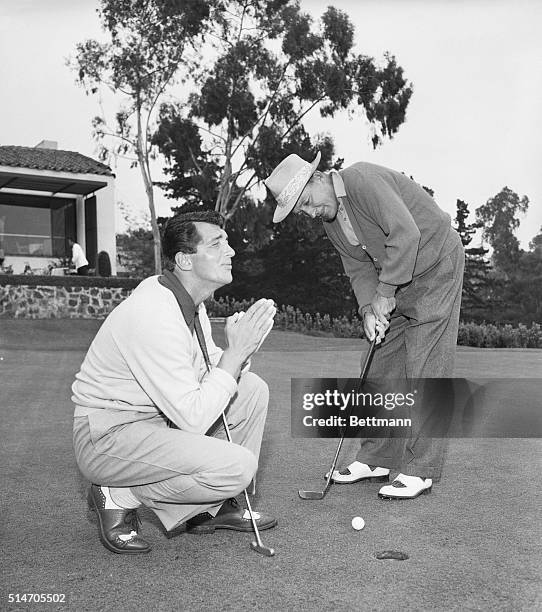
left=264, top=151, right=321, bottom=223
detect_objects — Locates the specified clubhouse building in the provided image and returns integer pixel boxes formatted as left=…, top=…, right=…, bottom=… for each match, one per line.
left=0, top=141, right=116, bottom=275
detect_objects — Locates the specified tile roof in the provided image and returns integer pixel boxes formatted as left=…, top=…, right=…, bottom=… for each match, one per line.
left=0, top=146, right=114, bottom=176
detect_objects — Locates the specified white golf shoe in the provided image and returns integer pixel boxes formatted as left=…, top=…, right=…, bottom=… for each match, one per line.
left=378, top=473, right=432, bottom=499
left=328, top=461, right=390, bottom=484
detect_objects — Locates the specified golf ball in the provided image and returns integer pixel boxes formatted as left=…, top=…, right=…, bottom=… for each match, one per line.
left=351, top=516, right=365, bottom=531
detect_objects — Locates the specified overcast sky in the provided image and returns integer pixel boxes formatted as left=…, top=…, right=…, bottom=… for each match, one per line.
left=0, top=0, right=540, bottom=247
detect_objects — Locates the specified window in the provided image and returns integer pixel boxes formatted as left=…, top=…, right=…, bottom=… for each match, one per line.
left=0, top=193, right=76, bottom=258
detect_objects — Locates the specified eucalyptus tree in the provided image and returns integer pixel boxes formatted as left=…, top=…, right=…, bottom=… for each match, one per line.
left=69, top=0, right=214, bottom=273
left=153, top=1, right=413, bottom=226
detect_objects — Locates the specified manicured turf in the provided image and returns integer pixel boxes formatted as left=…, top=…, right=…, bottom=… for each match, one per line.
left=1, top=320, right=541, bottom=611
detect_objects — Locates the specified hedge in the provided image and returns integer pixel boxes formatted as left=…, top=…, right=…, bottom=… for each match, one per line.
left=206, top=296, right=542, bottom=348
left=0, top=274, right=141, bottom=290
left=2, top=278, right=540, bottom=348
left=457, top=321, right=542, bottom=349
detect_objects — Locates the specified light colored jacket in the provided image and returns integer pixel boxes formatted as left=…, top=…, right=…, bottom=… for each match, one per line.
left=72, top=276, right=237, bottom=440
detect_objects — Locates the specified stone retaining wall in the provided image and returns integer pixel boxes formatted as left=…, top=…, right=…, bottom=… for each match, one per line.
left=0, top=284, right=133, bottom=319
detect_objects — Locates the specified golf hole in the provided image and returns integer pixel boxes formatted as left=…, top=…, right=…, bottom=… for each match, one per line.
left=375, top=550, right=409, bottom=561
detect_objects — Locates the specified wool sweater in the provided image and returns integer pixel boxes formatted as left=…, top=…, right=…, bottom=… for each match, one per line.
left=325, top=162, right=457, bottom=309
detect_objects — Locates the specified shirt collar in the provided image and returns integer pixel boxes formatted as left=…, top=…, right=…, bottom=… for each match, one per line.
left=330, top=170, right=347, bottom=199
left=159, top=269, right=198, bottom=332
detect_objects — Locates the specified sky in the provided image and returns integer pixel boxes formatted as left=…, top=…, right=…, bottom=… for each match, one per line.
left=0, top=0, right=541, bottom=247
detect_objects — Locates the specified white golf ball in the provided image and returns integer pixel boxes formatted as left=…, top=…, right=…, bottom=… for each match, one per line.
left=351, top=516, right=365, bottom=531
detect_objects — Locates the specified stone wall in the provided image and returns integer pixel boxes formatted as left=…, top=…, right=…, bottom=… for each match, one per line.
left=0, top=283, right=133, bottom=319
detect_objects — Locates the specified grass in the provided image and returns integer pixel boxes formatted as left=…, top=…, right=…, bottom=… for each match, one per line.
left=1, top=320, right=541, bottom=611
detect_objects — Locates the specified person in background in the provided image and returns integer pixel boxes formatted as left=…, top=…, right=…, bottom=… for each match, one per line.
left=68, top=238, right=89, bottom=275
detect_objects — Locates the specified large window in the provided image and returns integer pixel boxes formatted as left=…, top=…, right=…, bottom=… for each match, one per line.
left=0, top=193, right=76, bottom=258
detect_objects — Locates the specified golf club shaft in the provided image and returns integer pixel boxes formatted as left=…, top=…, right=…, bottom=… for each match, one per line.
left=323, top=434, right=345, bottom=489
left=221, top=413, right=269, bottom=550
left=194, top=323, right=274, bottom=554
left=327, top=337, right=377, bottom=475
left=360, top=337, right=377, bottom=381
left=299, top=338, right=377, bottom=499
left=241, top=488, right=264, bottom=547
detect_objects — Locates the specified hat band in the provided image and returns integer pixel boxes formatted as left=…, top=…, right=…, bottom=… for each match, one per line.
left=276, top=164, right=313, bottom=209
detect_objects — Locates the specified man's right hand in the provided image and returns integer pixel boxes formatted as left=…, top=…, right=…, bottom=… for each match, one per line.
left=220, top=299, right=276, bottom=378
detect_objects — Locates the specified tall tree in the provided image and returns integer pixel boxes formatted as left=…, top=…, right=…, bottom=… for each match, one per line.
left=476, top=187, right=529, bottom=275
left=529, top=226, right=542, bottom=254
left=499, top=227, right=542, bottom=324
left=69, top=0, right=213, bottom=273
left=454, top=198, right=491, bottom=318
left=152, top=0, right=413, bottom=224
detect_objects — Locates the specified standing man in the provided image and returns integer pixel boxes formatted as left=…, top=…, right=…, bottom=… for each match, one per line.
left=73, top=210, right=277, bottom=554
left=265, top=152, right=464, bottom=500
left=68, top=237, right=89, bottom=275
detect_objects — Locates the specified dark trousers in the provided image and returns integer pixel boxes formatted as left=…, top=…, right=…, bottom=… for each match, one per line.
left=356, top=232, right=465, bottom=480
left=77, top=265, right=89, bottom=276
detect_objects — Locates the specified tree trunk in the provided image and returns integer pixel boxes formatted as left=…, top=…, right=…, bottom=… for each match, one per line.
left=136, top=98, right=161, bottom=275
left=144, top=175, right=162, bottom=275
left=216, top=122, right=234, bottom=221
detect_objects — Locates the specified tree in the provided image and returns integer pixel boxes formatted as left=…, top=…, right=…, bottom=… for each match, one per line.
left=116, top=227, right=154, bottom=277
left=221, top=207, right=355, bottom=317
left=454, top=199, right=491, bottom=319
left=529, top=226, right=542, bottom=254
left=498, top=227, right=542, bottom=323
left=408, top=176, right=434, bottom=197
left=69, top=0, right=213, bottom=273
left=475, top=187, right=529, bottom=275
left=152, top=0, right=413, bottom=225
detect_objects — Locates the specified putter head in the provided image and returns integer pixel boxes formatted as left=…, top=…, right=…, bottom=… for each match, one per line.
left=298, top=489, right=326, bottom=500
left=250, top=541, right=275, bottom=557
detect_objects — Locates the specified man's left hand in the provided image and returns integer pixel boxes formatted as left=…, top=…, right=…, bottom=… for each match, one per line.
left=370, top=294, right=396, bottom=324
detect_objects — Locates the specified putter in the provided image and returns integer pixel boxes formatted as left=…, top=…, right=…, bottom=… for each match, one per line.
left=298, top=337, right=377, bottom=500
left=221, top=414, right=275, bottom=557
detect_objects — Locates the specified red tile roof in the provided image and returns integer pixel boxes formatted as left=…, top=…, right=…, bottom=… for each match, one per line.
left=0, top=146, right=113, bottom=176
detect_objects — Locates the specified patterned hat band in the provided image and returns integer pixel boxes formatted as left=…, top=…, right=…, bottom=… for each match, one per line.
left=276, top=164, right=313, bottom=208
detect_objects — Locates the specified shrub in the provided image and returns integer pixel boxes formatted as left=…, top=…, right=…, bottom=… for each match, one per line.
left=207, top=298, right=542, bottom=347
left=205, top=296, right=256, bottom=317
left=457, top=321, right=542, bottom=348
left=97, top=251, right=112, bottom=277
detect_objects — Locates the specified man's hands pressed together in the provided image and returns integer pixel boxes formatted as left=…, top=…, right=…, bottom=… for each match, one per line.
left=219, top=298, right=276, bottom=379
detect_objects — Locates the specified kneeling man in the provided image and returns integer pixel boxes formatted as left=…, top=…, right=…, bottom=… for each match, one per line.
left=73, top=210, right=277, bottom=554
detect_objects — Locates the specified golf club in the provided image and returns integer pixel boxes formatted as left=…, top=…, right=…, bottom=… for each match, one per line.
left=221, top=414, right=276, bottom=557
left=193, top=318, right=275, bottom=558
left=298, top=337, right=377, bottom=500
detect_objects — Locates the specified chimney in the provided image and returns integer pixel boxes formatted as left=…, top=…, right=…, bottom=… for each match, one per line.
left=35, top=140, right=58, bottom=150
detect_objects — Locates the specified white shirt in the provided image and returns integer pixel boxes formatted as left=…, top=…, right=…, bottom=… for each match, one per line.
left=72, top=242, right=88, bottom=269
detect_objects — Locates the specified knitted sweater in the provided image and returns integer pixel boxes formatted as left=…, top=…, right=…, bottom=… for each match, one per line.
left=325, top=162, right=458, bottom=309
